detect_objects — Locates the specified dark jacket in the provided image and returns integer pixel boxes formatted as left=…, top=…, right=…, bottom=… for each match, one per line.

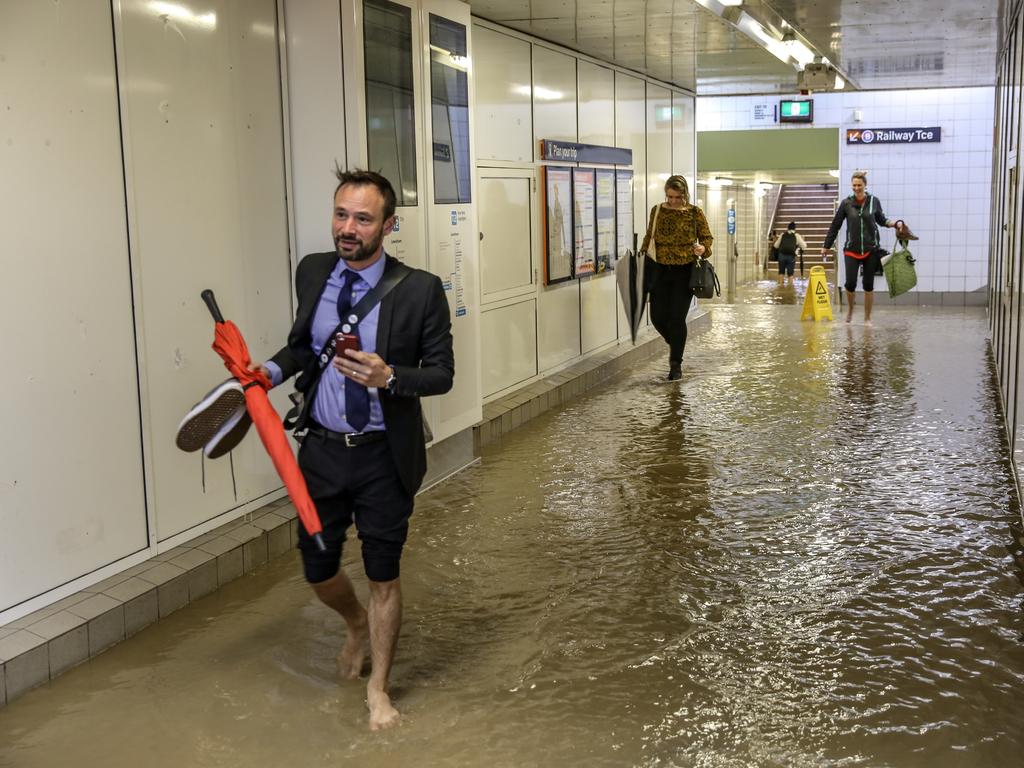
left=270, top=252, right=454, bottom=494
left=823, top=193, right=889, bottom=254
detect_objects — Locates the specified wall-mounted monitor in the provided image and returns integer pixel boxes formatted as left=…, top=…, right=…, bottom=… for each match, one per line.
left=780, top=99, right=813, bottom=123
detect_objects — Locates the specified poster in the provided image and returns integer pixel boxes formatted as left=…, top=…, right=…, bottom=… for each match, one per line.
left=594, top=169, right=616, bottom=273
left=544, top=166, right=573, bottom=284
left=572, top=167, right=596, bottom=277
left=615, top=170, right=634, bottom=264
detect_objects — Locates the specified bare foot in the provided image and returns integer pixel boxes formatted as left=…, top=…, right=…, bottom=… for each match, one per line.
left=845, top=313, right=853, bottom=324
left=337, top=623, right=369, bottom=680
left=367, top=687, right=401, bottom=731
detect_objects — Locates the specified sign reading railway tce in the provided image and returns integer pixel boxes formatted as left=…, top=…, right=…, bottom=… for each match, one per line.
left=846, top=127, right=941, bottom=145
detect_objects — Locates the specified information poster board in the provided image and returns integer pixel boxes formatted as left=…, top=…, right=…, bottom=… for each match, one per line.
left=572, top=167, right=596, bottom=277
left=543, top=166, right=573, bottom=284
left=594, top=168, right=616, bottom=273
left=615, top=170, right=634, bottom=263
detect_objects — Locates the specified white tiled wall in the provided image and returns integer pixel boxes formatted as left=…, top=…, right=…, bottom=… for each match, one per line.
left=697, top=88, right=995, bottom=294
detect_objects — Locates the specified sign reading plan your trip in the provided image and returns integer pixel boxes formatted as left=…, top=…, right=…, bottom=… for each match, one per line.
left=846, top=127, right=941, bottom=145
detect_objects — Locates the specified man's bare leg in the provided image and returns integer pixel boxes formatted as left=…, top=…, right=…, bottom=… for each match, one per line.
left=366, top=578, right=402, bottom=731
left=311, top=571, right=369, bottom=679
left=846, top=291, right=855, bottom=323
left=863, top=291, right=874, bottom=325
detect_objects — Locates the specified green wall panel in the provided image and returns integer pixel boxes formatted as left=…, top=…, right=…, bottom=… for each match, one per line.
left=698, top=128, right=839, bottom=172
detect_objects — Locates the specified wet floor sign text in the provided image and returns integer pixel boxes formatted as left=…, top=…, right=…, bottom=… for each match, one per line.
left=801, top=266, right=834, bottom=321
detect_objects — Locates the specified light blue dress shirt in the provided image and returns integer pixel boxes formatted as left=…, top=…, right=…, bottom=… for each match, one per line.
left=265, top=255, right=386, bottom=433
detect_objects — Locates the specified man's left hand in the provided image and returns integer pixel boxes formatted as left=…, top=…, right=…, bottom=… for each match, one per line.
left=333, top=349, right=393, bottom=389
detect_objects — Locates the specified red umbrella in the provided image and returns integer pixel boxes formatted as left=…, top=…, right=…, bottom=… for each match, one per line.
left=201, top=290, right=326, bottom=551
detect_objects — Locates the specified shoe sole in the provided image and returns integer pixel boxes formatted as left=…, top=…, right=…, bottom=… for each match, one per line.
left=175, top=380, right=246, bottom=452
left=204, top=408, right=253, bottom=459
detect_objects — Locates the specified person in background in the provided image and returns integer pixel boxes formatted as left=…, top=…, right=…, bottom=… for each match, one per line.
left=640, top=174, right=714, bottom=381
left=774, top=221, right=807, bottom=284
left=822, top=170, right=898, bottom=325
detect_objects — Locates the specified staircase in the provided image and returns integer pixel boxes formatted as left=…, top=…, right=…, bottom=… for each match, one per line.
left=771, top=183, right=839, bottom=276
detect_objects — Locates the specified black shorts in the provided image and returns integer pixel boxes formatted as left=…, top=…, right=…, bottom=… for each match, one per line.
left=296, top=431, right=413, bottom=583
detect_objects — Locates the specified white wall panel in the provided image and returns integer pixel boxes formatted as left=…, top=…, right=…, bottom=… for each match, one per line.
left=581, top=275, right=618, bottom=353
left=284, top=0, right=347, bottom=259
left=481, top=300, right=538, bottom=396
left=578, top=61, right=615, bottom=147
left=647, top=83, right=673, bottom=206
left=119, top=0, right=292, bottom=541
left=673, top=92, right=695, bottom=185
left=424, top=0, right=483, bottom=438
left=473, top=25, right=533, bottom=163
left=533, top=46, right=578, bottom=149
left=0, top=0, right=147, bottom=612
left=616, top=72, right=648, bottom=340
left=480, top=175, right=533, bottom=296
left=538, top=279, right=582, bottom=370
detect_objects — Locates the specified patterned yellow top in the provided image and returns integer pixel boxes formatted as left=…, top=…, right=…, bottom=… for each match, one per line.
left=640, top=204, right=714, bottom=265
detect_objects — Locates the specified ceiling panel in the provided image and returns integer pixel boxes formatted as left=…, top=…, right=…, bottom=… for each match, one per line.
left=468, top=0, right=1000, bottom=94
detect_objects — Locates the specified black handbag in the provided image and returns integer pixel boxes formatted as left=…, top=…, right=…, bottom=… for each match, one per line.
left=689, top=257, right=720, bottom=299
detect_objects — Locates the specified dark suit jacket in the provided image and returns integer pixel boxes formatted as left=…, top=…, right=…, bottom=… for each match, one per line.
left=270, top=252, right=454, bottom=495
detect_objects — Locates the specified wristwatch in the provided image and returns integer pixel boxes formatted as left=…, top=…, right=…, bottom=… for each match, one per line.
left=384, top=368, right=397, bottom=393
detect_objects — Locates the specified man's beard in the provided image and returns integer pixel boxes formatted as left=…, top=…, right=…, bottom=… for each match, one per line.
left=335, top=229, right=383, bottom=262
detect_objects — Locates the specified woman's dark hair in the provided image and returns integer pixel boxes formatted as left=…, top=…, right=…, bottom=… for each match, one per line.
left=664, top=174, right=690, bottom=205
left=333, top=166, right=397, bottom=220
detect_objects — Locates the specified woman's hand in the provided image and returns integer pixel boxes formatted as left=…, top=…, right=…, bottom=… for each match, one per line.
left=693, top=243, right=706, bottom=258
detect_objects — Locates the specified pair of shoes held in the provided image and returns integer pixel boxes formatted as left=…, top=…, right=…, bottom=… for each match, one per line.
left=175, top=378, right=252, bottom=458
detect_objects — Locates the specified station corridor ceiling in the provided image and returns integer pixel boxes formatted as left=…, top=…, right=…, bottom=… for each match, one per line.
left=468, top=0, right=1000, bottom=94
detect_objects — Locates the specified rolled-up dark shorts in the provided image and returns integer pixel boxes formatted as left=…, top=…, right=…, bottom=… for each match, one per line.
left=296, top=430, right=414, bottom=583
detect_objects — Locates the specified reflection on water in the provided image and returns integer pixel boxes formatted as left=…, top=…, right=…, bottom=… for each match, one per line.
left=2, top=304, right=1023, bottom=768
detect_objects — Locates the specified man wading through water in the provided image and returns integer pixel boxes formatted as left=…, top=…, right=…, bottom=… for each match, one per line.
left=254, top=169, right=454, bottom=730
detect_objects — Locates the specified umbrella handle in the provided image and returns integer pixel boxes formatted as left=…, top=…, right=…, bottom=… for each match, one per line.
left=312, top=532, right=327, bottom=552
left=201, top=289, right=225, bottom=323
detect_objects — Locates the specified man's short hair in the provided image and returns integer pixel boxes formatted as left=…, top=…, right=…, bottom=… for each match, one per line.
left=333, top=166, right=397, bottom=221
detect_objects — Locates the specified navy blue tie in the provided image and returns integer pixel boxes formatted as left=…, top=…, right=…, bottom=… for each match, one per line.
left=337, top=270, right=370, bottom=432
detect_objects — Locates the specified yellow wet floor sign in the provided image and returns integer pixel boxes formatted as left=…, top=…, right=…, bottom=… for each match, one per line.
left=801, top=266, right=834, bottom=321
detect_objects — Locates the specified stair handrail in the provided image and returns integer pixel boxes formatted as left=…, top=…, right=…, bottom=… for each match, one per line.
left=763, top=184, right=784, bottom=273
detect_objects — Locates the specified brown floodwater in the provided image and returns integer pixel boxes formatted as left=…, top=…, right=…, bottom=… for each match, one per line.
left=2, top=303, right=1023, bottom=768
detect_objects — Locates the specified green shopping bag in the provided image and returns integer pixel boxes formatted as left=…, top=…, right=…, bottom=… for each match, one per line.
left=882, top=240, right=917, bottom=298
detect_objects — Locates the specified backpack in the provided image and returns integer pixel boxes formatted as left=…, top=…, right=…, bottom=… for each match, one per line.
left=779, top=231, right=797, bottom=256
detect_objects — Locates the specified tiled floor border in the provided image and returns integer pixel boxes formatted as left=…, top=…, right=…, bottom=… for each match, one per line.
left=0, top=311, right=709, bottom=709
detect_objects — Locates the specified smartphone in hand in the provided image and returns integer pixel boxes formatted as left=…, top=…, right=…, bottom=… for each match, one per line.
left=335, top=332, right=361, bottom=358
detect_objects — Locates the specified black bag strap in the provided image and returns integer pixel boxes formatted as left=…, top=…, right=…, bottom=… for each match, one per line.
left=283, top=263, right=411, bottom=432
left=314, top=262, right=412, bottom=370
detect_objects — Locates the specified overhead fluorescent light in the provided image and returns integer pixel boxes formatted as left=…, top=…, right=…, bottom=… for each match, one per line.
left=714, top=177, right=734, bottom=186
left=782, top=36, right=816, bottom=67
left=735, top=12, right=791, bottom=66
left=834, top=73, right=846, bottom=90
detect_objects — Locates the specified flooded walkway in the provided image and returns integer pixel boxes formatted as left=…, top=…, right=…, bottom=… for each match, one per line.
left=2, top=302, right=1023, bottom=767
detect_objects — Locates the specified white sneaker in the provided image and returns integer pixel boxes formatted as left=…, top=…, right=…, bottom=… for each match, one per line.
left=175, top=379, right=246, bottom=453
left=204, top=405, right=252, bottom=459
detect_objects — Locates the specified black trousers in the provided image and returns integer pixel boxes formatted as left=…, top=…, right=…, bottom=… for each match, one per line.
left=649, top=262, right=695, bottom=365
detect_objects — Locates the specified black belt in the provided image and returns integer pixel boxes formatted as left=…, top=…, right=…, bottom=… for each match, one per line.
left=306, top=423, right=387, bottom=448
